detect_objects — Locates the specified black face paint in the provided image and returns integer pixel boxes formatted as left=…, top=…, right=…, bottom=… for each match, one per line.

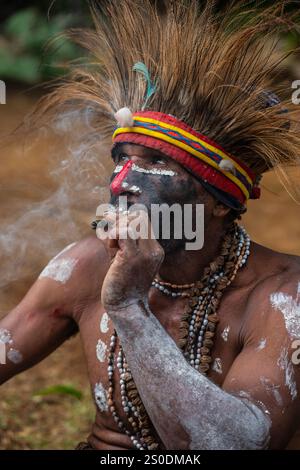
left=109, top=165, right=205, bottom=253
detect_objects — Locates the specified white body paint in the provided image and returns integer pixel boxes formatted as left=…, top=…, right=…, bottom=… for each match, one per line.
left=110, top=302, right=271, bottom=450
left=270, top=285, right=300, bottom=338
left=96, top=339, right=107, bottom=363
left=212, top=357, right=223, bottom=374
left=256, top=338, right=267, bottom=351
left=7, top=348, right=23, bottom=364
left=277, top=348, right=297, bottom=400
left=0, top=329, right=12, bottom=344
left=0, top=329, right=23, bottom=364
left=94, top=382, right=108, bottom=412
left=221, top=326, right=230, bottom=342
left=260, top=377, right=283, bottom=407
left=39, top=258, right=78, bottom=284
left=100, top=312, right=109, bottom=334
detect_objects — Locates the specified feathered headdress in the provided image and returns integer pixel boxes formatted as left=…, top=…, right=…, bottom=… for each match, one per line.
left=31, top=0, right=300, bottom=210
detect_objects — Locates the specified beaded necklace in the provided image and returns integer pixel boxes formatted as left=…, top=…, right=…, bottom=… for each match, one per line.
left=106, top=223, right=250, bottom=450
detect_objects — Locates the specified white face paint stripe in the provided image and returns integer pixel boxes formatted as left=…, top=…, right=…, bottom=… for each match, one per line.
left=132, top=163, right=177, bottom=176
left=113, top=163, right=177, bottom=176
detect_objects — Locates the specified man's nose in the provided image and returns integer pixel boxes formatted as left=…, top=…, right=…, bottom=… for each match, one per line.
left=110, top=159, right=133, bottom=195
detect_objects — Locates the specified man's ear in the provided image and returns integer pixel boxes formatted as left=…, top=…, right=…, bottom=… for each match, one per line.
left=212, top=200, right=231, bottom=218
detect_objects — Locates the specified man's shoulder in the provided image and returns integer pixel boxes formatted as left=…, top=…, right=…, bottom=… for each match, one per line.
left=61, top=235, right=109, bottom=266
left=238, top=242, right=299, bottom=337
left=240, top=243, right=299, bottom=341
left=251, top=241, right=300, bottom=268
left=36, top=235, right=110, bottom=318
left=250, top=242, right=300, bottom=294
left=56, top=235, right=111, bottom=288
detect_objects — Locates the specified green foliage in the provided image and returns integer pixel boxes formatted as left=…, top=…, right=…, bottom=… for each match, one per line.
left=33, top=384, right=83, bottom=400
left=0, top=8, right=84, bottom=84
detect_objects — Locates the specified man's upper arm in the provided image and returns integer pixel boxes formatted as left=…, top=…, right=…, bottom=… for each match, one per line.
left=222, top=276, right=300, bottom=449
left=0, top=274, right=77, bottom=384
left=0, top=235, right=109, bottom=384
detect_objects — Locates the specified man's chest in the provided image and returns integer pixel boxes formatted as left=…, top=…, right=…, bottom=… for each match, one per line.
left=79, top=289, right=249, bottom=406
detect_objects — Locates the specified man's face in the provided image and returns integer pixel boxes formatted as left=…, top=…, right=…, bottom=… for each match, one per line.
left=109, top=143, right=215, bottom=253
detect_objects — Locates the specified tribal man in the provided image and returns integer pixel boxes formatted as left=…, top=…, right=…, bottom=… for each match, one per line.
left=1, top=1, right=300, bottom=450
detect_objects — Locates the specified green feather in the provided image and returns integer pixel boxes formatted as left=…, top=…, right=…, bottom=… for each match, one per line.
left=133, top=61, right=157, bottom=109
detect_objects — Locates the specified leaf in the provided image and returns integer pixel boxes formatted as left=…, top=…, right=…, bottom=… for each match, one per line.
left=33, top=384, right=83, bottom=400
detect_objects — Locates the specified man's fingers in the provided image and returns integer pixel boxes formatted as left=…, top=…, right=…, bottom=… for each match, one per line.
left=96, top=209, right=153, bottom=242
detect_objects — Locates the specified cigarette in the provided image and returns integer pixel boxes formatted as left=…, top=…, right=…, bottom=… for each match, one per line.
left=90, top=217, right=110, bottom=231
left=90, top=208, right=129, bottom=230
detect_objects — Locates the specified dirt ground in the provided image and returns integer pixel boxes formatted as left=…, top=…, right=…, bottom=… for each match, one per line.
left=0, top=87, right=299, bottom=449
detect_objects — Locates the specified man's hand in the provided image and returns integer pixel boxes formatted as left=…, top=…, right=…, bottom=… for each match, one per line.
left=97, top=210, right=164, bottom=312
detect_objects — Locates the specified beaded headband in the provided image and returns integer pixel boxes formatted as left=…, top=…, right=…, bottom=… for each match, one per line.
left=113, top=109, right=260, bottom=206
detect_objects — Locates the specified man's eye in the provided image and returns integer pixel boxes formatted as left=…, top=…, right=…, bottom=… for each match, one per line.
left=151, top=156, right=166, bottom=165
left=116, top=153, right=130, bottom=163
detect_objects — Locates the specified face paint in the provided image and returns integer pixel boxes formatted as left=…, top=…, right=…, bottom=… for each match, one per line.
left=132, top=163, right=177, bottom=176
left=114, top=165, right=124, bottom=174
left=110, top=159, right=133, bottom=195
left=128, top=185, right=142, bottom=195
left=110, top=153, right=202, bottom=253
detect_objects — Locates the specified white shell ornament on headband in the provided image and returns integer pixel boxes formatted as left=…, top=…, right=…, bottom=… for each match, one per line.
left=219, top=159, right=236, bottom=175
left=114, top=107, right=134, bottom=127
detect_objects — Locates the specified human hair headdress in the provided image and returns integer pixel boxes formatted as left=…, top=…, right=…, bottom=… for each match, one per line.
left=32, top=0, right=300, bottom=211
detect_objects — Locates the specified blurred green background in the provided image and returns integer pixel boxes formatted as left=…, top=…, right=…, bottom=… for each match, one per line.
left=0, top=0, right=299, bottom=86
left=0, top=0, right=90, bottom=84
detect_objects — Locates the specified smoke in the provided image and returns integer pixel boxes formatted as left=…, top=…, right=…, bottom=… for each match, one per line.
left=0, top=107, right=111, bottom=310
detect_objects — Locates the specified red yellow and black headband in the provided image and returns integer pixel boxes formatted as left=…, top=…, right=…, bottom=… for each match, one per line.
left=112, top=109, right=260, bottom=207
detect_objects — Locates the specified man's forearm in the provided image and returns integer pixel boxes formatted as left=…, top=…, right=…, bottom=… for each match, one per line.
left=108, top=300, right=271, bottom=450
